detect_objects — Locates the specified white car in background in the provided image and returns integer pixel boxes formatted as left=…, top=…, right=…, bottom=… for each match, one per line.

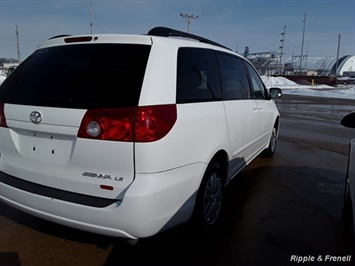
left=0, top=27, right=281, bottom=239
left=341, top=112, right=355, bottom=236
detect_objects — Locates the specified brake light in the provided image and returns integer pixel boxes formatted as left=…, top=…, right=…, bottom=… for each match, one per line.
left=78, top=108, right=135, bottom=141
left=0, top=103, right=7, bottom=128
left=134, top=105, right=177, bottom=142
left=64, top=36, right=92, bottom=43
left=77, top=104, right=177, bottom=142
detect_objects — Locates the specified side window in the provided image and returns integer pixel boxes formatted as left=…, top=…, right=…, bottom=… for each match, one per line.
left=177, top=48, right=222, bottom=103
left=216, top=52, right=251, bottom=100
left=245, top=63, right=267, bottom=99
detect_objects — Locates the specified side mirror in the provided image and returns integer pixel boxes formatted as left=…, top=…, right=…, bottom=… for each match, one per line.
left=341, top=112, right=355, bottom=128
left=269, top=87, right=282, bottom=99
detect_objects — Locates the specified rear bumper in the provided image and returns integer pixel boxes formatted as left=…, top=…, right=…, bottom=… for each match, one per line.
left=0, top=163, right=205, bottom=239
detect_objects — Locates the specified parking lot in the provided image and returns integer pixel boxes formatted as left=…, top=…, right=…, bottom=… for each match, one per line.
left=0, top=94, right=354, bottom=266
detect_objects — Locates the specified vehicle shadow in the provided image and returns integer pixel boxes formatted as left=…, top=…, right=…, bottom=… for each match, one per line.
left=103, top=163, right=355, bottom=266
left=0, top=163, right=354, bottom=266
left=0, top=200, right=120, bottom=249
left=103, top=171, right=250, bottom=266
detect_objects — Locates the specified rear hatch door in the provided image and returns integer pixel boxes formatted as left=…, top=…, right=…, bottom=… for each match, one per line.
left=0, top=38, right=151, bottom=202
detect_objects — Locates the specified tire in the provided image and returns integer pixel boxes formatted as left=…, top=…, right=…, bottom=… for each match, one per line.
left=193, top=161, right=223, bottom=228
left=261, top=126, right=277, bottom=157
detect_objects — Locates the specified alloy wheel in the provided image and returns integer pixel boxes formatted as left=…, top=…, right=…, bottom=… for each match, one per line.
left=203, top=171, right=222, bottom=225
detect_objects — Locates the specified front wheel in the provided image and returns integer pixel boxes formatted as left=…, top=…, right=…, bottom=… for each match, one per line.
left=193, top=161, right=223, bottom=227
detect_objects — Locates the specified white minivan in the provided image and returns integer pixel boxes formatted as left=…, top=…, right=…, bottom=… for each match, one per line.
left=0, top=27, right=281, bottom=239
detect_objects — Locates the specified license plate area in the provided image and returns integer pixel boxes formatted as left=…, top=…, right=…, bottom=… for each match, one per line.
left=11, top=129, right=75, bottom=164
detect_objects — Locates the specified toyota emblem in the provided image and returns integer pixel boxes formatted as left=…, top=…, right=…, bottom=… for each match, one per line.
left=30, top=111, right=42, bottom=124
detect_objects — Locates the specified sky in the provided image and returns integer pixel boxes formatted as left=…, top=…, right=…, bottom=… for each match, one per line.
left=0, top=0, right=354, bottom=62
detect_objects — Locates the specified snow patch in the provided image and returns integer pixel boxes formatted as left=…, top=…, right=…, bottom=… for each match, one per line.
left=261, top=76, right=355, bottom=100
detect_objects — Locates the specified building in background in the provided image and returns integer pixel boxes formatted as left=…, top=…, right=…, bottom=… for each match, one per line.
left=284, top=55, right=355, bottom=76
left=247, top=54, right=354, bottom=78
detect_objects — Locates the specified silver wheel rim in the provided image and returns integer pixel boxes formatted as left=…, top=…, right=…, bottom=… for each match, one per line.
left=203, top=171, right=222, bottom=225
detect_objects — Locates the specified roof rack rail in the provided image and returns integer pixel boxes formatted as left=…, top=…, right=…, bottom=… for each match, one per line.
left=48, top=35, right=71, bottom=40
left=148, top=27, right=231, bottom=51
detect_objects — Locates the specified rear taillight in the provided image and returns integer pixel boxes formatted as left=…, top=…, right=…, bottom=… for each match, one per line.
left=0, top=103, right=7, bottom=128
left=78, top=108, right=135, bottom=141
left=134, top=105, right=177, bottom=142
left=77, top=104, right=177, bottom=142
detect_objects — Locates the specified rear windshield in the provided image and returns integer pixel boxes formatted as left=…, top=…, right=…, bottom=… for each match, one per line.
left=0, top=44, right=151, bottom=109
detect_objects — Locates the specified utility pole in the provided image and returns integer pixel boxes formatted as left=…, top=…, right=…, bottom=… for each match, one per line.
left=279, top=25, right=286, bottom=74
left=180, top=13, right=199, bottom=33
left=335, top=34, right=341, bottom=76
left=16, top=24, right=21, bottom=64
left=299, top=13, right=306, bottom=72
left=335, top=34, right=341, bottom=85
left=89, top=2, right=93, bottom=34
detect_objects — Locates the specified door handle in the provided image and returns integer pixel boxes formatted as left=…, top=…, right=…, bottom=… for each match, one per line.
left=253, top=104, right=262, bottom=110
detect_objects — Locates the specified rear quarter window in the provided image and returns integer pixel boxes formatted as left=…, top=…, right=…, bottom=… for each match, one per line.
left=176, top=47, right=222, bottom=103
left=0, top=44, right=151, bottom=109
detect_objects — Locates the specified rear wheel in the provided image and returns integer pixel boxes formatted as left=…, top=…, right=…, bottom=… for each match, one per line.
left=262, top=126, right=277, bottom=157
left=194, top=161, right=223, bottom=227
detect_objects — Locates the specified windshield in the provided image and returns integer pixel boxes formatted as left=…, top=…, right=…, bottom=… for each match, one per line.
left=0, top=44, right=151, bottom=109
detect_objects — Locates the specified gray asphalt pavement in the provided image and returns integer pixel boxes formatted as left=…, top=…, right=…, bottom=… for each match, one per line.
left=0, top=94, right=354, bottom=266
